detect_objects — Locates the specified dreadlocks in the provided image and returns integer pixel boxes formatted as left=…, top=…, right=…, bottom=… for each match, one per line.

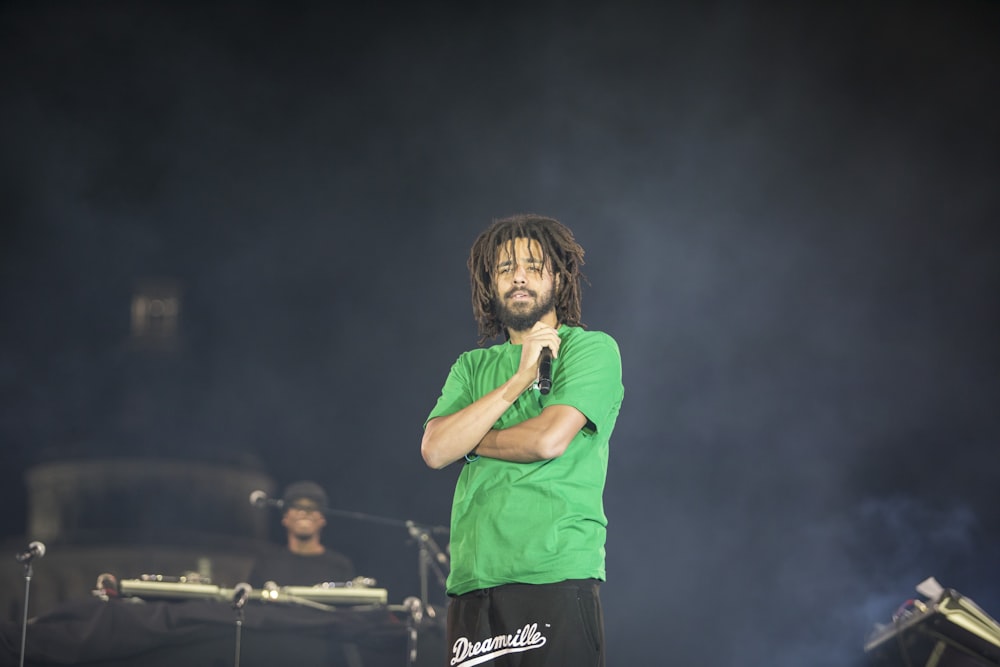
left=468, top=213, right=587, bottom=343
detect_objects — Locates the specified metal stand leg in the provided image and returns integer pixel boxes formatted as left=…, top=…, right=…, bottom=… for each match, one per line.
left=231, top=583, right=251, bottom=667
left=403, top=596, right=424, bottom=667
left=18, top=563, right=33, bottom=667
left=406, top=521, right=449, bottom=610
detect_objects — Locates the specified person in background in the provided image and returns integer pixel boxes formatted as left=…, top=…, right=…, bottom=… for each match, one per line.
left=247, top=480, right=355, bottom=588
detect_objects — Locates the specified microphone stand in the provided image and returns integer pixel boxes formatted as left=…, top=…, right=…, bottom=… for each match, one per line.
left=405, top=521, right=449, bottom=609
left=233, top=608, right=244, bottom=667
left=231, top=586, right=250, bottom=667
left=401, top=521, right=449, bottom=667
left=18, top=560, right=34, bottom=667
left=316, top=507, right=449, bottom=666
left=401, top=596, right=424, bottom=667
left=319, top=507, right=449, bottom=610
left=259, top=505, right=446, bottom=665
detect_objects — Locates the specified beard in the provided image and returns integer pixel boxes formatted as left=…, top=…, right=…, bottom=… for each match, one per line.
left=495, top=286, right=556, bottom=333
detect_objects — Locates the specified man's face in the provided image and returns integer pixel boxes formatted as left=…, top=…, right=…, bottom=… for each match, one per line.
left=282, top=499, right=326, bottom=540
left=493, top=237, right=558, bottom=332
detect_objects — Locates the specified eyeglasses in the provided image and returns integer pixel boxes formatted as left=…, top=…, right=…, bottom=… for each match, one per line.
left=287, top=504, right=322, bottom=514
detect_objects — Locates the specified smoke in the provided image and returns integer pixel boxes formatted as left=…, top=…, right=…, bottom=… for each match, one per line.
left=1, top=1, right=998, bottom=663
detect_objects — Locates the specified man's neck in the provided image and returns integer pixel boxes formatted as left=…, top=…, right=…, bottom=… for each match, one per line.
left=288, top=536, right=325, bottom=556
left=507, top=312, right=559, bottom=345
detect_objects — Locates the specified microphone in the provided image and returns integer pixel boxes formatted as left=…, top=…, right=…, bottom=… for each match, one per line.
left=249, top=490, right=284, bottom=509
left=232, top=582, right=252, bottom=610
left=537, top=346, right=552, bottom=395
left=15, top=541, right=46, bottom=563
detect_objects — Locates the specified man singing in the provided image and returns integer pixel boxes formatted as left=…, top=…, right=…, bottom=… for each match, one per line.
left=422, top=214, right=624, bottom=666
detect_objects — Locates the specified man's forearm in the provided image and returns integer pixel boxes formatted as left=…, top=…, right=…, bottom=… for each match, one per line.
left=474, top=405, right=588, bottom=463
left=421, top=367, right=537, bottom=469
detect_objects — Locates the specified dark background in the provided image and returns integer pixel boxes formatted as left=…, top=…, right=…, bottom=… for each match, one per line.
left=2, top=1, right=999, bottom=664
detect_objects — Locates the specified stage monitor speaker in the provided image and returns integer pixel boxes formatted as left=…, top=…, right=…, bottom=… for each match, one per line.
left=865, top=579, right=1000, bottom=667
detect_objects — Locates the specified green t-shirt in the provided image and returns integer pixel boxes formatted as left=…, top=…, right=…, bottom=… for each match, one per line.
left=426, top=325, right=624, bottom=596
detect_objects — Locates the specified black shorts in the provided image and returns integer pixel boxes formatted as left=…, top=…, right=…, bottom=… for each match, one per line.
left=445, top=579, right=604, bottom=667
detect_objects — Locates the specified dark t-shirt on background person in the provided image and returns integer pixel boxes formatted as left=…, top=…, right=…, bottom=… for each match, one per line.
left=247, top=545, right=355, bottom=588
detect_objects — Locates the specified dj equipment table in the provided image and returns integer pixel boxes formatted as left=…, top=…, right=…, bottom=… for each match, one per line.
left=0, top=595, right=444, bottom=667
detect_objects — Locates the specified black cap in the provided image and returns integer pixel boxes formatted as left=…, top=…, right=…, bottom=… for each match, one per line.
left=281, top=480, right=328, bottom=511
